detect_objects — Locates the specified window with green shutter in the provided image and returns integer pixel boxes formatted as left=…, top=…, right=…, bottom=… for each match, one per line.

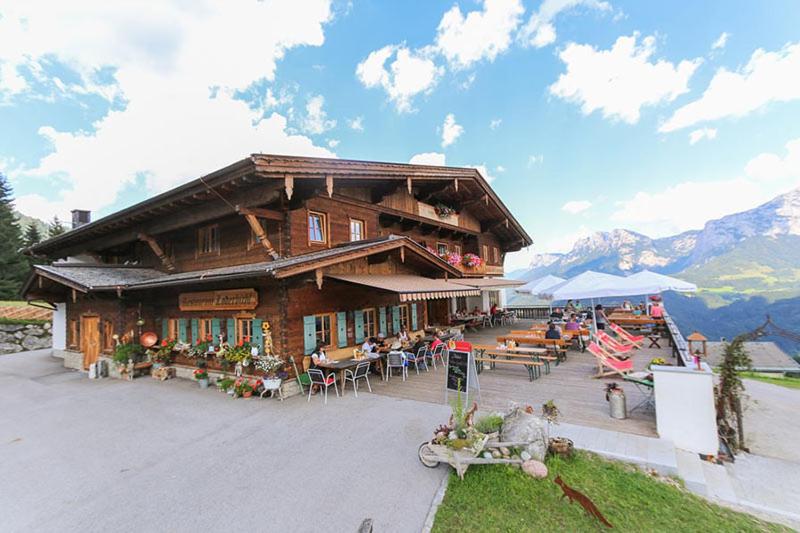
left=379, top=307, right=387, bottom=336
left=177, top=318, right=187, bottom=342
left=226, top=318, right=235, bottom=343
left=354, top=310, right=365, bottom=343
left=191, top=319, right=199, bottom=344
left=303, top=315, right=316, bottom=354
left=411, top=303, right=418, bottom=330
left=211, top=319, right=221, bottom=345
left=336, top=312, right=347, bottom=347
left=252, top=319, right=263, bottom=351
left=391, top=305, right=400, bottom=334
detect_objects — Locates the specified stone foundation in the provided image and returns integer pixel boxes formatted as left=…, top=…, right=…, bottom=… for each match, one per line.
left=0, top=323, right=52, bottom=354
left=62, top=350, right=84, bottom=370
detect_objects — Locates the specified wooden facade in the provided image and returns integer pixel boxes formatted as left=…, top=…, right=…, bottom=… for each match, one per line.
left=23, top=155, right=531, bottom=372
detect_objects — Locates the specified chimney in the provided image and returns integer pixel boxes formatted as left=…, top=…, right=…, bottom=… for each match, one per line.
left=71, top=209, right=91, bottom=229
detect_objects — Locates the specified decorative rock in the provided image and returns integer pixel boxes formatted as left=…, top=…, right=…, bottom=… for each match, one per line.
left=483, top=452, right=493, bottom=459
left=0, top=324, right=20, bottom=332
left=499, top=447, right=510, bottom=456
left=22, top=335, right=52, bottom=350
left=520, top=450, right=532, bottom=461
left=0, top=342, right=23, bottom=354
left=24, top=326, right=45, bottom=336
left=14, top=331, right=25, bottom=339
left=492, top=450, right=501, bottom=458
left=501, top=406, right=547, bottom=462
left=522, top=460, right=548, bottom=479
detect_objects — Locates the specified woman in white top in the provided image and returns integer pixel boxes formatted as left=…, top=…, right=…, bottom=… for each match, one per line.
left=397, top=326, right=410, bottom=343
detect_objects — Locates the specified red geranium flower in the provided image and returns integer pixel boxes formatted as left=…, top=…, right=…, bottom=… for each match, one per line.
left=161, top=339, right=168, bottom=346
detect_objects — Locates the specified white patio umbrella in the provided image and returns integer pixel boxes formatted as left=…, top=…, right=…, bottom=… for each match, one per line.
left=622, top=270, right=697, bottom=294
left=514, top=274, right=566, bottom=294
left=537, top=271, right=629, bottom=333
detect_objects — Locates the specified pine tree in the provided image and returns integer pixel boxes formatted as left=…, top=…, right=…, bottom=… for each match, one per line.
left=0, top=174, right=30, bottom=299
left=48, top=215, right=66, bottom=238
left=23, top=223, right=43, bottom=249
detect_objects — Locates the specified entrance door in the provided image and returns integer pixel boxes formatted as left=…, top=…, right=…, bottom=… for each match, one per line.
left=81, top=315, right=100, bottom=370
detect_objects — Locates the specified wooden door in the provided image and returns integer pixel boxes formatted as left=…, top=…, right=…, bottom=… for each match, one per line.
left=81, top=316, right=100, bottom=370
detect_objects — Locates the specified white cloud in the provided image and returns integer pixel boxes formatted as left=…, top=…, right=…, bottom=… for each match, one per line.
left=489, top=118, right=503, bottom=130
left=2, top=0, right=335, bottom=220
left=689, top=127, right=717, bottom=145
left=610, top=137, right=800, bottom=236
left=469, top=164, right=497, bottom=183
left=711, top=32, right=730, bottom=51
left=527, top=154, right=544, bottom=166
left=660, top=42, right=800, bottom=133
left=518, top=0, right=612, bottom=49
left=409, top=152, right=446, bottom=166
left=550, top=32, right=702, bottom=124
left=561, top=200, right=592, bottom=214
left=355, top=44, right=443, bottom=113
left=347, top=116, right=364, bottom=131
left=496, top=165, right=506, bottom=172
left=301, top=94, right=336, bottom=134
left=326, top=138, right=339, bottom=148
left=441, top=113, right=464, bottom=147
left=435, top=0, right=524, bottom=70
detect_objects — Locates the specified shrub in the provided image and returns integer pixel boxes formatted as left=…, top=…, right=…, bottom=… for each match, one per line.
left=474, top=414, right=504, bottom=434
left=113, top=343, right=144, bottom=366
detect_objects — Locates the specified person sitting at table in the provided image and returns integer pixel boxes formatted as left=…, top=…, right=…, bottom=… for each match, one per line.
left=650, top=301, right=664, bottom=318
left=309, top=342, right=329, bottom=394
left=549, top=307, right=564, bottom=320
left=472, top=305, right=481, bottom=316
left=565, top=314, right=581, bottom=331
left=397, top=326, right=410, bottom=344
left=632, top=304, right=644, bottom=316
left=621, top=300, right=632, bottom=311
left=361, top=337, right=377, bottom=354
left=430, top=334, right=444, bottom=354
left=545, top=323, right=562, bottom=340
left=594, top=304, right=608, bottom=330
left=565, top=300, right=575, bottom=313
left=375, top=333, right=387, bottom=349
left=574, top=300, right=583, bottom=310
left=410, top=335, right=427, bottom=356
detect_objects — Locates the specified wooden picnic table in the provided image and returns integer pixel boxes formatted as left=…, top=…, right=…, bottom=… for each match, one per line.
left=317, top=354, right=386, bottom=388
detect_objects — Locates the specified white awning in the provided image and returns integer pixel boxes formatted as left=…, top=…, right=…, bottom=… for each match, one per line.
left=515, top=274, right=566, bottom=294
left=449, top=277, right=525, bottom=290
left=326, top=274, right=481, bottom=301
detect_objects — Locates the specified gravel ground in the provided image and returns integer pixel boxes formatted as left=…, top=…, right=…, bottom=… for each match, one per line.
left=0, top=350, right=449, bottom=533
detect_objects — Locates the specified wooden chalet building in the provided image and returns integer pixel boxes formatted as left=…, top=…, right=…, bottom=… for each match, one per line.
left=22, top=154, right=531, bottom=373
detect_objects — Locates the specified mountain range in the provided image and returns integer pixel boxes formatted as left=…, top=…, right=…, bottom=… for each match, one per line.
left=508, top=187, right=800, bottom=356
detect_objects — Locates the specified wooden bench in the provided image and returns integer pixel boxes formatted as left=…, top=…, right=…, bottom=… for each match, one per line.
left=474, top=357, right=543, bottom=381
left=124, top=360, right=153, bottom=380
left=483, top=350, right=553, bottom=376
left=495, top=336, right=569, bottom=360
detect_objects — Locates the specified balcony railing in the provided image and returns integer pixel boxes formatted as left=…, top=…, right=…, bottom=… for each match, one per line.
left=456, top=263, right=504, bottom=276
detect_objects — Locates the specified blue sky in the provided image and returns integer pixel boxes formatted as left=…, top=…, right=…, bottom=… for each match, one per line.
left=1, top=0, right=799, bottom=269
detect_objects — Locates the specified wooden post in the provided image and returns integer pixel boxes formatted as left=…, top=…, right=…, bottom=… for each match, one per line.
left=242, top=213, right=279, bottom=260
left=138, top=233, right=176, bottom=271
left=454, top=178, right=459, bottom=192
left=284, top=175, right=294, bottom=200
left=407, top=177, right=412, bottom=195
left=326, top=175, right=334, bottom=198
left=400, top=247, right=405, bottom=263
left=315, top=269, right=324, bottom=290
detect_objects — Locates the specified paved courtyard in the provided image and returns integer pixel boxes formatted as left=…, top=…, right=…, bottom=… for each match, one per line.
left=0, top=350, right=449, bottom=533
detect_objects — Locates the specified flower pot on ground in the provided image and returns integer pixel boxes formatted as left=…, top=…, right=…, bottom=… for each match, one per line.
left=549, top=437, right=574, bottom=457
left=193, top=368, right=209, bottom=389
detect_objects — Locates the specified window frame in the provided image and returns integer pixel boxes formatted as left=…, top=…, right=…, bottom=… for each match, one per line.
left=349, top=218, right=366, bottom=242
left=363, top=308, right=377, bottom=339
left=197, top=318, right=213, bottom=343
left=492, top=246, right=500, bottom=264
left=481, top=244, right=489, bottom=263
left=313, top=312, right=335, bottom=347
left=437, top=242, right=448, bottom=256
left=236, top=315, right=254, bottom=344
left=197, top=224, right=220, bottom=257
left=453, top=244, right=462, bottom=256
left=167, top=319, right=179, bottom=341
left=399, top=304, right=410, bottom=330
left=307, top=210, right=328, bottom=245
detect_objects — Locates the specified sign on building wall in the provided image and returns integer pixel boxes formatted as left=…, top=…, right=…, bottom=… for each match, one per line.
left=178, top=289, right=258, bottom=311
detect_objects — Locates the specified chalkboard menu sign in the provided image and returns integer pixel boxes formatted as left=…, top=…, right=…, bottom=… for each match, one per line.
left=446, top=350, right=469, bottom=392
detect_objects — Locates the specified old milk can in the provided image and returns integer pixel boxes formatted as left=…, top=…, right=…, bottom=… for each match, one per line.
left=607, top=384, right=627, bottom=419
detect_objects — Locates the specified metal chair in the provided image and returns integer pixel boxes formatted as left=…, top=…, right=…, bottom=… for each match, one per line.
left=481, top=314, right=493, bottom=328
left=343, top=361, right=372, bottom=397
left=307, top=368, right=339, bottom=404
left=406, top=347, right=428, bottom=374
left=427, top=343, right=445, bottom=370
left=386, top=351, right=407, bottom=381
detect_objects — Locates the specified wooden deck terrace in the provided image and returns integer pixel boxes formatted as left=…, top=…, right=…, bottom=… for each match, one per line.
left=369, top=320, right=672, bottom=437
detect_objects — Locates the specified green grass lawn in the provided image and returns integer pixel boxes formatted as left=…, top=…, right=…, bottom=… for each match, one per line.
left=433, top=451, right=788, bottom=532
left=741, top=372, right=800, bottom=390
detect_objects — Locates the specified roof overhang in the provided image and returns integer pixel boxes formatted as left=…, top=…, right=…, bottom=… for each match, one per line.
left=327, top=274, right=480, bottom=301
left=449, top=277, right=525, bottom=290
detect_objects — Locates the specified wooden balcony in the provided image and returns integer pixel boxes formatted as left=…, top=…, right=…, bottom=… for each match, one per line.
left=456, top=263, right=504, bottom=277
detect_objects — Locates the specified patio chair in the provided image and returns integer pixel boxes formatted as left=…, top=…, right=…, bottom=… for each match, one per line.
left=481, top=314, right=493, bottom=328
left=609, top=323, right=645, bottom=346
left=291, top=356, right=312, bottom=395
left=427, top=343, right=445, bottom=370
left=343, top=361, right=372, bottom=397
left=307, top=368, right=339, bottom=404
left=597, top=330, right=635, bottom=354
left=386, top=351, right=407, bottom=381
left=403, top=346, right=428, bottom=374
left=587, top=342, right=633, bottom=379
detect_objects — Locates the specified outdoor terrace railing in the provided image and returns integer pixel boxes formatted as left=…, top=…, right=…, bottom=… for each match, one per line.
left=505, top=306, right=550, bottom=320
left=662, top=310, right=691, bottom=366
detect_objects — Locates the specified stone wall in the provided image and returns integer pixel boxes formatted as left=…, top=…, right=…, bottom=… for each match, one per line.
left=0, top=322, right=52, bottom=354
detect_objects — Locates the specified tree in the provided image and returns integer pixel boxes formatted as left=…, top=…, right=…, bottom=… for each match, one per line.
left=23, top=223, right=43, bottom=249
left=0, top=174, right=30, bottom=299
left=48, top=215, right=66, bottom=238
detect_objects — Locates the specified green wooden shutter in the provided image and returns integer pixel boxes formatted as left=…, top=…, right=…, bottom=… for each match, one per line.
left=354, top=310, right=365, bottom=343
left=391, top=305, right=400, bottom=334
left=211, top=319, right=221, bottom=345
left=226, top=318, right=236, bottom=343
left=379, top=307, right=387, bottom=336
left=161, top=318, right=168, bottom=340
left=191, top=319, right=199, bottom=344
left=177, top=318, right=187, bottom=342
left=252, top=319, right=263, bottom=351
left=411, top=303, right=418, bottom=330
left=303, top=315, right=316, bottom=354
left=336, top=312, right=347, bottom=348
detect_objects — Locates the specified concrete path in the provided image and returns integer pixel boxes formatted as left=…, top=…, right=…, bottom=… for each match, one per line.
left=0, top=350, right=449, bottom=533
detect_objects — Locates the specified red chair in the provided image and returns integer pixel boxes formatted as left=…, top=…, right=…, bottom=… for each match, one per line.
left=610, top=323, right=645, bottom=346
left=307, top=368, right=339, bottom=404
left=587, top=342, right=633, bottom=379
left=597, top=330, right=635, bottom=353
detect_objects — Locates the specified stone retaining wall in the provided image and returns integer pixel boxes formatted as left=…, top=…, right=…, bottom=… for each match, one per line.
left=0, top=323, right=52, bottom=354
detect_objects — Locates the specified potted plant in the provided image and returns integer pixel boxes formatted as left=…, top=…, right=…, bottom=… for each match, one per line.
left=217, top=377, right=235, bottom=393
left=255, top=354, right=285, bottom=388
left=434, top=202, right=456, bottom=218
left=149, top=338, right=176, bottom=368
left=112, top=343, right=144, bottom=374
left=443, top=251, right=462, bottom=267
left=193, top=368, right=209, bottom=388
left=648, top=357, right=669, bottom=369
left=462, top=253, right=483, bottom=269
left=233, top=377, right=254, bottom=398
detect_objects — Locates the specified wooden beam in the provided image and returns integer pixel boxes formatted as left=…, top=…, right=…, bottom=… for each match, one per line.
left=400, top=247, right=405, bottom=263
left=326, top=174, right=334, bottom=198
left=407, top=177, right=412, bottom=195
left=454, top=178, right=459, bottom=192
left=237, top=206, right=284, bottom=221
left=137, top=233, right=176, bottom=271
left=315, top=268, right=324, bottom=290
left=284, top=174, right=294, bottom=200
left=243, top=214, right=279, bottom=260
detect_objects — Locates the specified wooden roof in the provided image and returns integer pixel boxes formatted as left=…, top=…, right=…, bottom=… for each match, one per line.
left=28, top=154, right=532, bottom=257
